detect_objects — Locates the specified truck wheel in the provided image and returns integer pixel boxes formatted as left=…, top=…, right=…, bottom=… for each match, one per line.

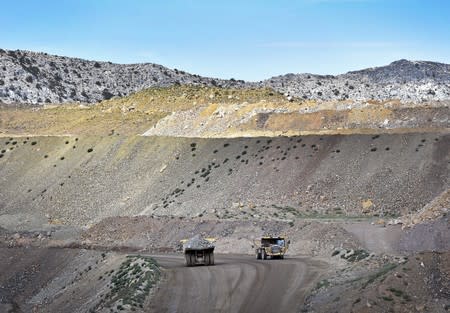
left=210, top=252, right=215, bottom=265
left=185, top=253, right=191, bottom=266
left=262, top=250, right=267, bottom=260
left=189, top=253, right=196, bottom=266
left=280, top=255, right=284, bottom=259
left=256, top=252, right=261, bottom=260
left=205, top=252, right=211, bottom=265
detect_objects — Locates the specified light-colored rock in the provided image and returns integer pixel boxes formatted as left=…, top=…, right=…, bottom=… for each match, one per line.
left=1, top=49, right=450, bottom=105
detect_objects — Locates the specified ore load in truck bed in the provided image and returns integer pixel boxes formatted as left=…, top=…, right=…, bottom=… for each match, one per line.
left=183, top=234, right=215, bottom=251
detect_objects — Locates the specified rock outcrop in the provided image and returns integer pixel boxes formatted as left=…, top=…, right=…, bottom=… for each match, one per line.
left=1, top=48, right=450, bottom=105
left=0, top=49, right=245, bottom=104
left=260, top=59, right=450, bottom=102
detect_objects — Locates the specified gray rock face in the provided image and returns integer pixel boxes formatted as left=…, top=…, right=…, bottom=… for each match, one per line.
left=1, top=48, right=450, bottom=104
left=260, top=59, right=450, bottom=102
left=0, top=49, right=245, bottom=104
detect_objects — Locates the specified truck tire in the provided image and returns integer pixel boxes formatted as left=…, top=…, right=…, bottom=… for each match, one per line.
left=262, top=250, right=267, bottom=260
left=185, top=252, right=191, bottom=266
left=210, top=252, right=215, bottom=265
left=256, top=251, right=261, bottom=260
left=189, top=252, right=196, bottom=266
left=205, top=252, right=211, bottom=265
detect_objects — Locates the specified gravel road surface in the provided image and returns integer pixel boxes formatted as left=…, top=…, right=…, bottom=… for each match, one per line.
left=148, top=254, right=329, bottom=313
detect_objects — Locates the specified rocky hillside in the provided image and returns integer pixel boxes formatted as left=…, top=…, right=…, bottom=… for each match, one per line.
left=0, top=133, right=448, bottom=228
left=0, top=49, right=246, bottom=104
left=1, top=48, right=450, bottom=105
left=262, top=59, right=450, bottom=102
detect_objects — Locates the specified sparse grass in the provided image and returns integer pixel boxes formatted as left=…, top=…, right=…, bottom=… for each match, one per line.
left=331, top=250, right=340, bottom=257
left=272, top=205, right=302, bottom=217
left=97, top=255, right=161, bottom=311
left=341, top=249, right=369, bottom=262
left=0, top=104, right=167, bottom=136
left=315, top=279, right=330, bottom=290
left=362, top=263, right=398, bottom=289
left=272, top=205, right=367, bottom=221
left=388, top=287, right=404, bottom=297
left=101, top=85, right=285, bottom=113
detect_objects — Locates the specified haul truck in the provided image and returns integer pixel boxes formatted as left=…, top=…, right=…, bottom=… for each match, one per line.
left=255, top=236, right=289, bottom=260
left=181, top=235, right=215, bottom=266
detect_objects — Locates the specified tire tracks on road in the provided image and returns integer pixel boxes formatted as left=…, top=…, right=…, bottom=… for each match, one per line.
left=148, top=254, right=329, bottom=313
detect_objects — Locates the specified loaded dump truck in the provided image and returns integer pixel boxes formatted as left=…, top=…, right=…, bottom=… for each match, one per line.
left=254, top=236, right=289, bottom=260
left=181, top=235, right=215, bottom=266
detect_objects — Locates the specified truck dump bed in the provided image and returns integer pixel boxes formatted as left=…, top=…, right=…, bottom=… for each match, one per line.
left=182, top=235, right=215, bottom=266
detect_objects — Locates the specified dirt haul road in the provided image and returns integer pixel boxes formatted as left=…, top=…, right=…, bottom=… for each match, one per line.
left=148, top=254, right=329, bottom=313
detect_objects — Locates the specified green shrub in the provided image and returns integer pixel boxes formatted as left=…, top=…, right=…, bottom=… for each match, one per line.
left=388, top=287, right=404, bottom=297
left=363, top=263, right=397, bottom=289
left=316, top=279, right=330, bottom=289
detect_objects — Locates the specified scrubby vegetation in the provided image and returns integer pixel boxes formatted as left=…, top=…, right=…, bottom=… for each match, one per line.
left=96, top=256, right=161, bottom=312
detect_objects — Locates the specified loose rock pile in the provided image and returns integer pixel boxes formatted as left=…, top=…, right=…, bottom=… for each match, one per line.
left=183, top=234, right=214, bottom=250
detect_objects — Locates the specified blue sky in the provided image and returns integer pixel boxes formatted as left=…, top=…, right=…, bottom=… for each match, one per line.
left=1, top=0, right=449, bottom=80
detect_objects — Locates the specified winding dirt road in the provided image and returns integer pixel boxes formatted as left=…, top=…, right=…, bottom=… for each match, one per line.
left=148, top=254, right=329, bottom=313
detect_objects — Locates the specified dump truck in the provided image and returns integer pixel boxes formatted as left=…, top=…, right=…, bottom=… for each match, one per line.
left=181, top=235, right=215, bottom=266
left=254, top=236, right=289, bottom=260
